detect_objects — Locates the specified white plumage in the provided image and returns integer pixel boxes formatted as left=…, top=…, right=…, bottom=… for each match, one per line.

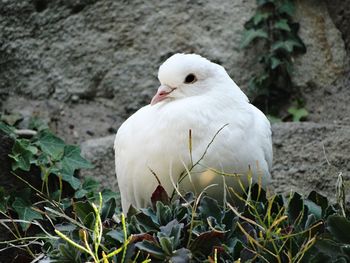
left=114, top=53, right=272, bottom=214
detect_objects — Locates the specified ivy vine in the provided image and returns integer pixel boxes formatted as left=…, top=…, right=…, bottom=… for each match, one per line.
left=242, top=0, right=306, bottom=118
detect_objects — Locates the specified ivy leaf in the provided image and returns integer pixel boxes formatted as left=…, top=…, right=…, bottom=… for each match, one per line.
left=253, top=12, right=271, bottom=25
left=9, top=139, right=37, bottom=171
left=288, top=107, right=308, bottom=122
left=241, top=29, right=268, bottom=48
left=61, top=173, right=82, bottom=190
left=82, top=177, right=100, bottom=192
left=61, top=145, right=93, bottom=175
left=29, top=117, right=49, bottom=131
left=59, top=145, right=93, bottom=189
left=12, top=197, right=43, bottom=231
left=0, top=121, right=16, bottom=137
left=274, top=19, right=291, bottom=31
left=272, top=40, right=304, bottom=53
left=101, top=198, right=116, bottom=220
left=270, top=56, right=282, bottom=69
left=38, top=131, right=65, bottom=160
left=278, top=2, right=295, bottom=16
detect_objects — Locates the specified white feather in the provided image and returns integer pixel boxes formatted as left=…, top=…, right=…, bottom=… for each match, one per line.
left=114, top=53, right=272, bottom=214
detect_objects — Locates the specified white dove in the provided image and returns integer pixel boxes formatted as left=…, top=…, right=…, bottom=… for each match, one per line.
left=114, top=53, right=272, bottom=214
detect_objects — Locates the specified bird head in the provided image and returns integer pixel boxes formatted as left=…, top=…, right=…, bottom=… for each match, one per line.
left=151, top=53, right=230, bottom=105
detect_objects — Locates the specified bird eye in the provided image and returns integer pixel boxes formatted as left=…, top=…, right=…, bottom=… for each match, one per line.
left=184, top=73, right=197, bottom=84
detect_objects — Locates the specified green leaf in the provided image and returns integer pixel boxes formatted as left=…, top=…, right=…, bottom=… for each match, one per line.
left=198, top=196, right=223, bottom=223
left=327, top=215, right=350, bottom=243
left=270, top=56, right=282, bottom=69
left=241, top=29, right=268, bottom=48
left=12, top=197, right=43, bottom=231
left=73, top=201, right=95, bottom=227
left=274, top=19, right=291, bottom=31
left=159, top=219, right=184, bottom=248
left=308, top=191, right=328, bottom=215
left=9, top=139, right=36, bottom=171
left=156, top=201, right=172, bottom=226
left=278, top=2, right=295, bottom=16
left=133, top=211, right=160, bottom=232
left=101, top=189, right=118, bottom=203
left=107, top=230, right=125, bottom=243
left=304, top=200, right=322, bottom=220
left=288, top=107, right=308, bottom=122
left=61, top=145, right=93, bottom=176
left=135, top=240, right=166, bottom=259
left=82, top=177, right=99, bottom=192
left=158, top=236, right=174, bottom=256
left=58, top=145, right=93, bottom=189
left=253, top=12, right=271, bottom=25
left=38, top=131, right=65, bottom=160
left=272, top=40, right=304, bottom=53
left=0, top=121, right=16, bottom=137
left=101, top=198, right=116, bottom=220
left=74, top=189, right=88, bottom=199
left=28, top=117, right=49, bottom=131
left=61, top=173, right=82, bottom=190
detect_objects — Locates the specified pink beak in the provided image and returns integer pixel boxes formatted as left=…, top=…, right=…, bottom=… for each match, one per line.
left=150, top=85, right=176, bottom=105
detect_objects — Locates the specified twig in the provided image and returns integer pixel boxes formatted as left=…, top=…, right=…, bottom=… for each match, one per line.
left=14, top=129, right=37, bottom=137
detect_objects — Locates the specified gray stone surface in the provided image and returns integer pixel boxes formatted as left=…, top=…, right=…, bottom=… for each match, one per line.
left=0, top=0, right=347, bottom=111
left=80, top=135, right=117, bottom=190
left=271, top=122, right=350, bottom=202
left=326, top=0, right=350, bottom=53
left=293, top=0, right=347, bottom=89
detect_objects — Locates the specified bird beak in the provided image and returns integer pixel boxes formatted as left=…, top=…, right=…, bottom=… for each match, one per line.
left=150, top=85, right=176, bottom=105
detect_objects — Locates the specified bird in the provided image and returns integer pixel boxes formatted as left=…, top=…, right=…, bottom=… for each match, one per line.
left=114, top=53, right=272, bottom=214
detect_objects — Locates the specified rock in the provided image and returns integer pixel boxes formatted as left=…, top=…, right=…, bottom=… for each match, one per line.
left=80, top=135, right=118, bottom=192
left=293, top=0, right=348, bottom=89
left=302, top=72, right=350, bottom=125
left=271, top=122, right=350, bottom=202
left=0, top=0, right=347, bottom=112
left=326, top=0, right=350, bottom=53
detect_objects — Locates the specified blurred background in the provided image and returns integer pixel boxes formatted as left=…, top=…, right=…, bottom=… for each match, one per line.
left=1, top=0, right=349, bottom=200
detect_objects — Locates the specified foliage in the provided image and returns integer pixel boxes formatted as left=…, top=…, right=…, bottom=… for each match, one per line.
left=242, top=0, right=306, bottom=118
left=1, top=121, right=350, bottom=262
left=0, top=120, right=120, bottom=259
left=43, top=181, right=350, bottom=263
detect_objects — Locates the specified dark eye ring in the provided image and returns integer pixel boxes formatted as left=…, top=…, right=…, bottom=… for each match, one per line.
left=184, top=73, right=197, bottom=84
